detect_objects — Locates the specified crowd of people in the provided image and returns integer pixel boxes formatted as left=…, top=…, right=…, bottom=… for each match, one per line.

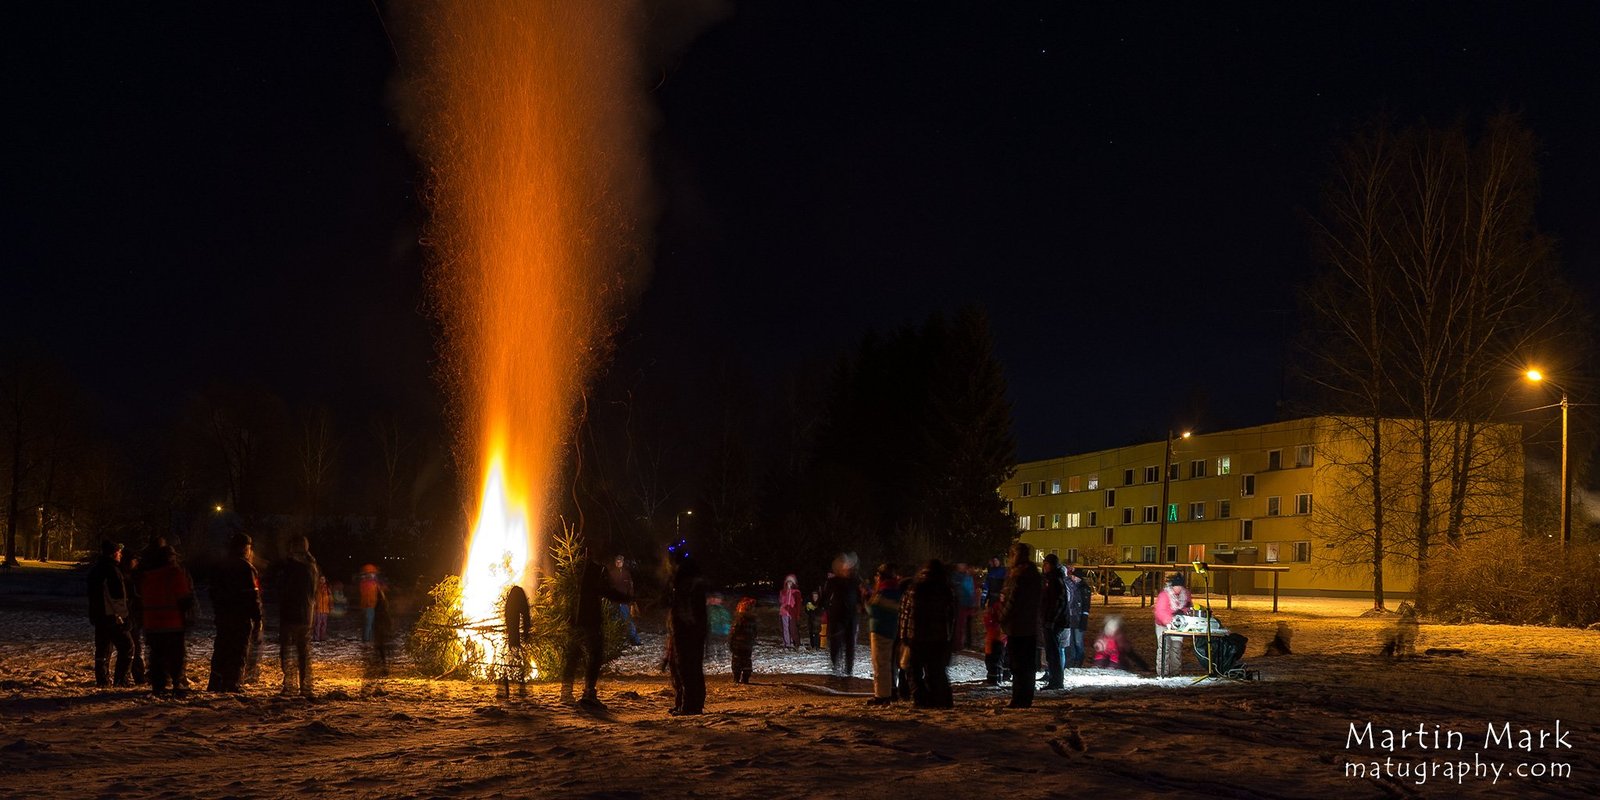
left=85, top=534, right=393, bottom=699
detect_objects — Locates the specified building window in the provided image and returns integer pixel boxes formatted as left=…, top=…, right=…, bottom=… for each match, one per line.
left=1068, top=475, right=1081, bottom=492
left=1021, top=482, right=1032, bottom=497
left=1051, top=479, right=1062, bottom=495
left=1167, top=503, right=1178, bottom=522
left=1088, top=511, right=1098, bottom=527
left=1123, top=468, right=1135, bottom=486
left=1165, top=545, right=1178, bottom=563
left=1066, top=512, right=1081, bottom=528
left=1005, top=501, right=1014, bottom=516
left=1143, top=505, right=1159, bottom=523
left=1189, top=501, right=1206, bottom=520
left=1267, top=496, right=1281, bottom=516
left=1037, top=515, right=1046, bottom=530
left=1265, top=542, right=1279, bottom=563
left=1144, top=465, right=1160, bottom=483
left=1296, top=445, right=1313, bottom=467
left=1122, top=545, right=1135, bottom=562
left=1087, top=476, right=1100, bottom=490
left=1142, top=545, right=1157, bottom=562
left=1292, top=541, right=1311, bottom=562
left=1039, top=480, right=1048, bottom=495
left=1188, top=544, right=1206, bottom=562
left=1066, top=548, right=1079, bottom=564
left=1218, top=499, right=1232, bottom=519
left=1018, top=515, right=1031, bottom=531
left=1242, top=474, right=1256, bottom=497
left=1240, top=519, right=1254, bottom=541
left=1105, top=489, right=1116, bottom=507
left=1168, top=462, right=1180, bottom=481
left=1217, top=456, right=1231, bottom=476
left=1268, top=449, right=1282, bottom=470
left=1103, top=528, right=1115, bottom=545
left=1051, top=513, right=1061, bottom=529
left=1295, top=493, right=1312, bottom=515
left=1190, top=459, right=1206, bottom=479
left=1122, top=507, right=1134, bottom=525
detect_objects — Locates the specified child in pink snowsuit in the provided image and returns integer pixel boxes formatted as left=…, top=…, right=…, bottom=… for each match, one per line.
left=778, top=574, right=801, bottom=648
left=1093, top=615, right=1124, bottom=669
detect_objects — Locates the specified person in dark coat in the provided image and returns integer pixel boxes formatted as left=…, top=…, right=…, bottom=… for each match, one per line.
left=728, top=597, right=757, bottom=684
left=1038, top=553, right=1068, bottom=691
left=561, top=547, right=632, bottom=709
left=207, top=533, right=261, bottom=693
left=274, top=535, right=320, bottom=698
left=899, top=559, right=956, bottom=708
left=499, top=584, right=532, bottom=698
left=1066, top=566, right=1092, bottom=668
left=998, top=542, right=1041, bottom=709
left=139, top=545, right=194, bottom=696
left=983, top=555, right=1007, bottom=608
left=87, top=540, right=134, bottom=688
left=665, top=541, right=708, bottom=715
left=820, top=554, right=862, bottom=677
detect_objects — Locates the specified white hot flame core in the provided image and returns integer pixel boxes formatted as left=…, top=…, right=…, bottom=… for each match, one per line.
left=459, top=456, right=533, bottom=676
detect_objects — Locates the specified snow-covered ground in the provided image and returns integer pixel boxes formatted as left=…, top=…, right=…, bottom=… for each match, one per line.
left=4, top=570, right=1598, bottom=799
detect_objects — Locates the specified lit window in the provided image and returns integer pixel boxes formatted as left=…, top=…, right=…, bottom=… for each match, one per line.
left=1265, top=542, right=1280, bottom=563
left=1295, top=493, right=1312, bottom=515
left=1217, top=456, right=1231, bottom=476
left=1018, top=516, right=1031, bottom=531
left=1189, top=501, right=1206, bottom=520
left=1267, top=496, right=1281, bottom=516
left=1143, top=505, right=1159, bottom=523
left=1242, top=474, right=1256, bottom=498
left=1067, top=475, right=1081, bottom=492
left=1051, top=513, right=1061, bottom=529
left=1051, top=479, right=1062, bottom=495
left=1296, top=445, right=1313, bottom=467
left=1188, top=544, right=1206, bottom=562
left=1087, top=476, right=1099, bottom=490
left=1122, top=545, right=1134, bottom=562
left=1190, top=459, right=1206, bottom=479
left=1218, top=500, right=1231, bottom=519
left=1066, top=512, right=1081, bottom=528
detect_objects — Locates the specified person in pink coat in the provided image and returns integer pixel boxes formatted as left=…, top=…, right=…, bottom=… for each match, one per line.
left=1152, top=572, right=1193, bottom=677
left=778, top=574, right=802, bottom=648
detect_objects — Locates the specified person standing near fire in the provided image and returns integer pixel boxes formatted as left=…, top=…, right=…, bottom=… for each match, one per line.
left=561, top=546, right=632, bottom=710
left=665, top=541, right=707, bottom=715
left=274, top=535, right=320, bottom=698
left=206, top=533, right=260, bottom=693
left=87, top=540, right=134, bottom=688
left=357, top=564, right=380, bottom=642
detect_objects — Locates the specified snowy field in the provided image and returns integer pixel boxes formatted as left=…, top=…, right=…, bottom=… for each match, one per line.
left=4, top=566, right=1599, bottom=799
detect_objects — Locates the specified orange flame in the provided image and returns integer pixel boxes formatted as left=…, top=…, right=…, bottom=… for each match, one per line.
left=397, top=0, right=651, bottom=672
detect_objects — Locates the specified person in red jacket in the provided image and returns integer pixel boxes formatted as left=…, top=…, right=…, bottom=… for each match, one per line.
left=139, top=545, right=195, bottom=697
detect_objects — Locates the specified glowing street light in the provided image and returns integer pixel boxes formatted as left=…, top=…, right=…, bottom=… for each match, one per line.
left=1525, top=369, right=1570, bottom=550
left=676, top=509, right=694, bottom=538
left=1157, top=430, right=1192, bottom=564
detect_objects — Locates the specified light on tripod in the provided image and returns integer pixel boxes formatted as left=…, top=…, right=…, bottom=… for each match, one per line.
left=1192, top=561, right=1208, bottom=574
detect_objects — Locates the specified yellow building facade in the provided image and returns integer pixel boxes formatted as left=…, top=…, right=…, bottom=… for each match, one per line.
left=1011, top=417, right=1523, bottom=597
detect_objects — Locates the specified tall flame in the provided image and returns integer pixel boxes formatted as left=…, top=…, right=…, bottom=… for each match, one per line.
left=395, top=0, right=651, bottom=670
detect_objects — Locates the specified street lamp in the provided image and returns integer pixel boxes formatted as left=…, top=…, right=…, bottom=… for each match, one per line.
left=675, top=509, right=694, bottom=538
left=1525, top=369, right=1570, bottom=550
left=1157, top=430, right=1191, bottom=564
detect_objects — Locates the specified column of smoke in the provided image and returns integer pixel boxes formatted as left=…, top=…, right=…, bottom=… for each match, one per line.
left=390, top=1, right=654, bottom=664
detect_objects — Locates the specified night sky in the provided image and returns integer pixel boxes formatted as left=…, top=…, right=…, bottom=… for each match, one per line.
left=8, top=1, right=1600, bottom=464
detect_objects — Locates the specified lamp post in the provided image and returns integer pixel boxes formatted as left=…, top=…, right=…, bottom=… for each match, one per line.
left=1525, top=370, right=1570, bottom=550
left=1157, top=430, right=1191, bottom=565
